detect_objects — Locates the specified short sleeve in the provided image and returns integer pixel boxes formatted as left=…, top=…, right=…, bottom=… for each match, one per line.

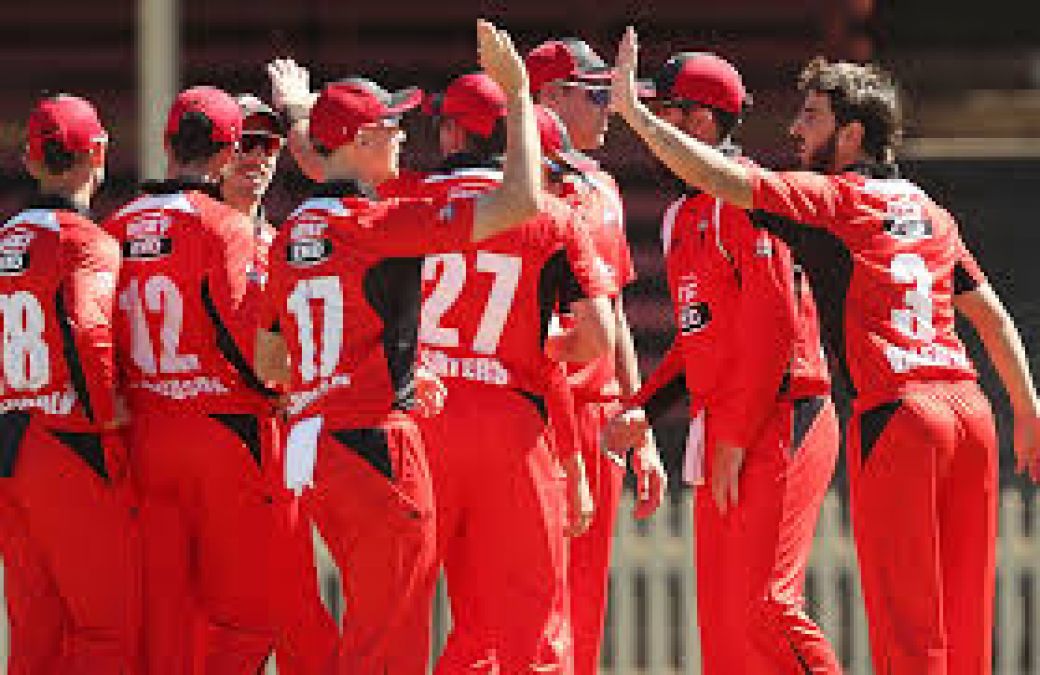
left=560, top=207, right=615, bottom=300
left=367, top=196, right=475, bottom=257
left=748, top=165, right=847, bottom=232
left=953, top=234, right=987, bottom=295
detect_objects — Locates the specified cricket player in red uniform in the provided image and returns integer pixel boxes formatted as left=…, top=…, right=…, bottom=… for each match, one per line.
left=406, top=70, right=615, bottom=674
left=0, top=95, right=139, bottom=673
left=606, top=53, right=842, bottom=673
left=105, top=85, right=335, bottom=674
left=254, top=21, right=547, bottom=674
left=611, top=27, right=1040, bottom=675
left=527, top=38, right=666, bottom=675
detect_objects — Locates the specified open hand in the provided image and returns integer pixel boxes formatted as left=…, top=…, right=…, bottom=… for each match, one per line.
left=477, top=19, right=529, bottom=97
left=562, top=452, right=595, bottom=537
left=610, top=26, right=640, bottom=118
left=267, top=58, right=316, bottom=112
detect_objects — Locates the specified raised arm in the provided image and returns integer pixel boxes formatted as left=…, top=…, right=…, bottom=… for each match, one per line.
left=955, top=282, right=1040, bottom=476
left=610, top=26, right=753, bottom=210
left=470, top=20, right=542, bottom=242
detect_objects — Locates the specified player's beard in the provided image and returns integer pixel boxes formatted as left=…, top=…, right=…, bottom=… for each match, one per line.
left=807, top=129, right=840, bottom=174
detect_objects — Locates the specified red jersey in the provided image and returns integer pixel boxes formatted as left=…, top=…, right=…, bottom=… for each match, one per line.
left=104, top=181, right=268, bottom=414
left=748, top=165, right=985, bottom=406
left=259, top=180, right=477, bottom=427
left=412, top=163, right=613, bottom=400
left=0, top=195, right=120, bottom=432
left=639, top=190, right=829, bottom=448
left=553, top=166, right=636, bottom=401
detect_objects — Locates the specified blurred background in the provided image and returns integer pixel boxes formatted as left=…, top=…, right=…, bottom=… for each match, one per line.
left=1, top=0, right=1038, bottom=672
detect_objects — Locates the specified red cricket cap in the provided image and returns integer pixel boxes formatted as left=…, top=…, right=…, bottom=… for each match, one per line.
left=652, top=52, right=748, bottom=115
left=309, top=78, right=422, bottom=151
left=535, top=104, right=597, bottom=173
left=423, top=72, right=507, bottom=139
left=166, top=86, right=243, bottom=144
left=235, top=94, right=286, bottom=136
left=26, top=94, right=108, bottom=162
left=526, top=38, right=614, bottom=94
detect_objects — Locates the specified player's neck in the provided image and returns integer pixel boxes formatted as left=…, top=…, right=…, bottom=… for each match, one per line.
left=36, top=179, right=92, bottom=214
left=322, top=166, right=374, bottom=196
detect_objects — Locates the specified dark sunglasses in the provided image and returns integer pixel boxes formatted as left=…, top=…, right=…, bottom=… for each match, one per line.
left=560, top=81, right=611, bottom=107
left=654, top=98, right=708, bottom=112
left=239, top=133, right=284, bottom=155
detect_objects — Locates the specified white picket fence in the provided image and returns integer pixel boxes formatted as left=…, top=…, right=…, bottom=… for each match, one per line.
left=312, top=488, right=1040, bottom=675
left=4, top=489, right=1038, bottom=673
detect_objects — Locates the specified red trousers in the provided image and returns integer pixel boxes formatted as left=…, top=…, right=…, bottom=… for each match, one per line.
left=848, top=380, right=997, bottom=675
left=128, top=409, right=336, bottom=675
left=419, top=383, right=571, bottom=674
left=0, top=414, right=140, bottom=674
left=696, top=396, right=841, bottom=674
left=566, top=399, right=624, bottom=675
left=304, top=410, right=437, bottom=675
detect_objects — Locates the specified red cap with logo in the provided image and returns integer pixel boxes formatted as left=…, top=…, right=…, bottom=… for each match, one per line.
left=166, top=86, right=243, bottom=143
left=26, top=94, right=108, bottom=162
left=423, top=72, right=507, bottom=139
left=526, top=38, right=615, bottom=94
left=652, top=52, right=748, bottom=114
left=309, top=78, right=422, bottom=151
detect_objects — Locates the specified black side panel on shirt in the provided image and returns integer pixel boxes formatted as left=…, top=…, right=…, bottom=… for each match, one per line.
left=50, top=430, right=109, bottom=481
left=791, top=395, right=826, bottom=455
left=210, top=413, right=262, bottom=468
left=538, top=248, right=587, bottom=347
left=0, top=411, right=32, bottom=478
left=750, top=211, right=856, bottom=402
left=514, top=389, right=549, bottom=422
left=644, top=375, right=690, bottom=425
left=954, top=263, right=980, bottom=295
left=331, top=427, right=393, bottom=480
left=200, top=277, right=277, bottom=398
left=859, top=400, right=901, bottom=464
left=363, top=257, right=424, bottom=411
left=55, top=287, right=95, bottom=423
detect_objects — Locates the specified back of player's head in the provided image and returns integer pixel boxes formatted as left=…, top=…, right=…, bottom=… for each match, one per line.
left=425, top=72, right=508, bottom=157
left=27, top=94, right=108, bottom=176
left=798, top=57, right=902, bottom=164
left=165, top=86, right=243, bottom=165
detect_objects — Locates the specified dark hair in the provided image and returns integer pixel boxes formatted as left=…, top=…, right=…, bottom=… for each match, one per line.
left=41, top=138, right=77, bottom=174
left=712, top=108, right=741, bottom=142
left=168, top=111, right=228, bottom=164
left=798, top=57, right=902, bottom=163
left=458, top=117, right=507, bottom=157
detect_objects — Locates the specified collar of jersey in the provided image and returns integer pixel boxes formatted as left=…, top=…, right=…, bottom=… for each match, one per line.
left=311, top=179, right=377, bottom=201
left=845, top=160, right=900, bottom=180
left=436, top=152, right=504, bottom=173
left=141, top=177, right=223, bottom=200
left=26, top=191, right=91, bottom=219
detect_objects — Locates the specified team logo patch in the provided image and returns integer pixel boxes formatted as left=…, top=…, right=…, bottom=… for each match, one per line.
left=883, top=199, right=933, bottom=240
left=0, top=227, right=35, bottom=275
left=124, top=212, right=174, bottom=259
left=287, top=238, right=332, bottom=266
left=680, top=302, right=711, bottom=334
left=123, top=236, right=173, bottom=259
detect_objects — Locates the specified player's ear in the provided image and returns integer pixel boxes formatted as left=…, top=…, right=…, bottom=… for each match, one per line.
left=23, top=146, right=43, bottom=180
left=836, top=120, right=865, bottom=159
